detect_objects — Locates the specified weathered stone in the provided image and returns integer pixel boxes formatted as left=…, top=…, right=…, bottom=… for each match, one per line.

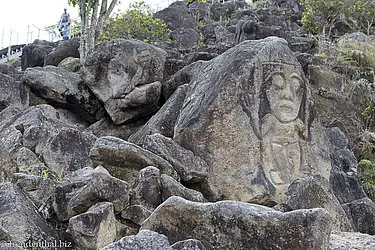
left=58, top=57, right=81, bottom=72
left=286, top=175, right=353, bottom=231
left=171, top=239, right=206, bottom=250
left=102, top=229, right=171, bottom=250
left=143, top=134, right=208, bottom=182
left=22, top=66, right=103, bottom=122
left=343, top=197, right=375, bottom=235
left=173, top=37, right=331, bottom=203
left=0, top=73, right=29, bottom=112
left=171, top=28, right=200, bottom=49
left=161, top=174, right=205, bottom=202
left=129, top=84, right=188, bottom=146
left=21, top=39, right=56, bottom=70
left=104, top=81, right=162, bottom=124
left=83, top=39, right=166, bottom=123
left=142, top=196, right=332, bottom=250
left=89, top=117, right=145, bottom=140
left=329, top=231, right=375, bottom=250
left=327, top=127, right=367, bottom=204
left=15, top=147, right=46, bottom=174
left=53, top=166, right=129, bottom=222
left=68, top=202, right=117, bottom=250
left=13, top=172, right=55, bottom=208
left=44, top=38, right=80, bottom=66
left=39, top=128, right=96, bottom=174
left=121, top=204, right=153, bottom=226
left=155, top=3, right=197, bottom=32
left=162, top=61, right=203, bottom=100
left=0, top=183, right=59, bottom=244
left=0, top=63, right=22, bottom=80
left=90, top=136, right=178, bottom=182
left=130, top=166, right=162, bottom=209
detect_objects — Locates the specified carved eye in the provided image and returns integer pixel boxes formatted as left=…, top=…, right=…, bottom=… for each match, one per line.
left=272, top=74, right=285, bottom=89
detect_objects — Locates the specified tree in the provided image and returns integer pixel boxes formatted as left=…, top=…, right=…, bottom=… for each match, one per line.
left=300, top=0, right=346, bottom=38
left=348, top=0, right=375, bottom=35
left=100, top=1, right=171, bottom=43
left=68, top=0, right=119, bottom=64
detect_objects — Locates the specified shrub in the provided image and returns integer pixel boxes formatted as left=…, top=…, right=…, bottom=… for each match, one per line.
left=101, top=1, right=171, bottom=43
left=358, top=159, right=375, bottom=201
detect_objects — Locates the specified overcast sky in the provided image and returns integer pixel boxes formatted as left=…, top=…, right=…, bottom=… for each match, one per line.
left=0, top=0, right=173, bottom=48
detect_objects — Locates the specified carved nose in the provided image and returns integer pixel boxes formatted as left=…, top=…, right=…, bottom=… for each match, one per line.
left=280, top=84, right=293, bottom=101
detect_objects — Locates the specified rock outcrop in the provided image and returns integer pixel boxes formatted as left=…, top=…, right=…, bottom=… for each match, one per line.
left=142, top=196, right=332, bottom=250
left=83, top=39, right=167, bottom=124
left=172, top=37, right=331, bottom=203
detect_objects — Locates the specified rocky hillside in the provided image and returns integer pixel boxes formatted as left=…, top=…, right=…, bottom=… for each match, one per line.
left=1, top=0, right=375, bottom=249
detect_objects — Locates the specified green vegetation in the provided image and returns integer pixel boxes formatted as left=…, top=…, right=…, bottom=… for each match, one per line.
left=301, top=0, right=375, bottom=38
left=100, top=1, right=171, bottom=43
left=338, top=41, right=375, bottom=68
left=358, top=159, right=375, bottom=201
left=300, top=0, right=346, bottom=38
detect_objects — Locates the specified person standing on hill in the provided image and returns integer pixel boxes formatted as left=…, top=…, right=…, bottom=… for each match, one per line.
left=58, top=7, right=71, bottom=40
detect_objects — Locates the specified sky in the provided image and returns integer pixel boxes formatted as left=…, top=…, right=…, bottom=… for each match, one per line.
left=0, top=0, right=174, bottom=49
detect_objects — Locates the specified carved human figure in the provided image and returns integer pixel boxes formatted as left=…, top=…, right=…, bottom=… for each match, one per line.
left=242, top=62, right=310, bottom=200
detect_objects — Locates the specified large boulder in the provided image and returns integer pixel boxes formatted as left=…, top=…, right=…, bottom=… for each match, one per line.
left=0, top=183, right=59, bottom=244
left=343, top=197, right=375, bottom=235
left=22, top=66, right=103, bottom=123
left=143, top=133, right=208, bottom=183
left=0, top=73, right=29, bottom=112
left=330, top=231, right=375, bottom=250
left=102, top=229, right=171, bottom=250
left=141, top=196, right=332, bottom=250
left=286, top=175, right=353, bottom=231
left=83, top=39, right=167, bottom=124
left=44, top=38, right=80, bottom=66
left=68, top=202, right=117, bottom=250
left=38, top=127, right=97, bottom=174
left=21, top=39, right=56, bottom=70
left=129, top=84, right=188, bottom=146
left=53, top=166, right=130, bottom=222
left=89, top=136, right=178, bottom=182
left=155, top=2, right=197, bottom=31
left=173, top=37, right=331, bottom=203
left=0, top=105, right=91, bottom=175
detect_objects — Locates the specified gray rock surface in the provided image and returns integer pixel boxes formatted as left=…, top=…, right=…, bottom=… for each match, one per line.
left=0, top=183, right=59, bottom=244
left=103, top=229, right=171, bottom=250
left=144, top=133, right=208, bottom=182
left=13, top=172, right=55, bottom=209
left=330, top=231, right=375, bottom=250
left=142, top=196, right=332, bottom=250
left=104, top=81, right=162, bottom=124
left=171, top=239, right=207, bottom=250
left=343, top=197, right=375, bottom=235
left=44, top=38, right=80, bottom=66
left=90, top=136, right=178, bottom=182
left=129, top=84, right=188, bottom=146
left=38, top=127, right=96, bottom=174
left=83, top=39, right=167, bottom=124
left=129, top=166, right=162, bottom=210
left=22, top=66, right=103, bottom=122
left=286, top=175, right=353, bottom=231
left=68, top=202, right=117, bottom=250
left=0, top=73, right=29, bottom=112
left=53, top=166, right=129, bottom=221
left=21, top=39, right=56, bottom=70
left=173, top=37, right=331, bottom=203
left=161, top=174, right=205, bottom=202
left=89, top=117, right=145, bottom=140
left=58, top=57, right=81, bottom=72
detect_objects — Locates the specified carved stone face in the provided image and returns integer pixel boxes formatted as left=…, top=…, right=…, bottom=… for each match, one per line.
left=265, top=64, right=304, bottom=123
